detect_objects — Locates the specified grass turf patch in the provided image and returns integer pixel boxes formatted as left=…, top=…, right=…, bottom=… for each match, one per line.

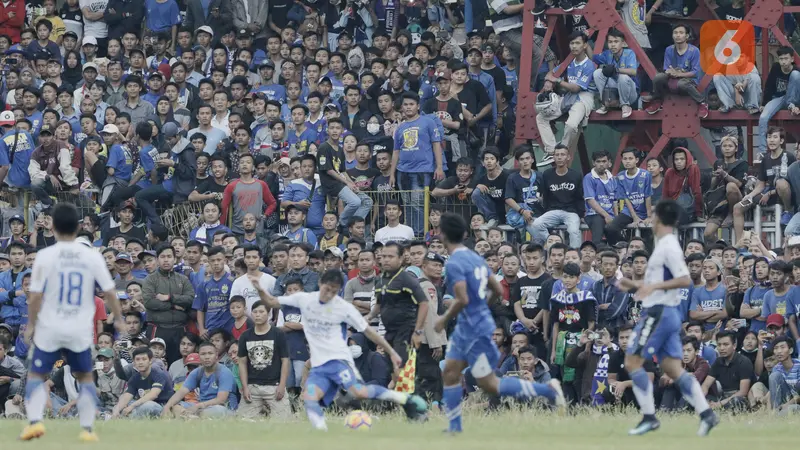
left=1, top=411, right=798, bottom=450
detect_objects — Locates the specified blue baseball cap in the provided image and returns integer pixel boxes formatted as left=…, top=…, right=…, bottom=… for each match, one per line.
left=116, top=253, right=134, bottom=263
left=8, top=214, right=23, bottom=224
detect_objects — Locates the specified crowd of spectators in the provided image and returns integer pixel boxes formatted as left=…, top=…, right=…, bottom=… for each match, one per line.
left=0, top=0, right=797, bottom=422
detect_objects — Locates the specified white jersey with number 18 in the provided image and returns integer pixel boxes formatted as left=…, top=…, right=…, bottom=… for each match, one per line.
left=642, top=234, right=690, bottom=309
left=29, top=241, right=115, bottom=353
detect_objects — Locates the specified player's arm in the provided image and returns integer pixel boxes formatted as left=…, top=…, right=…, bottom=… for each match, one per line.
left=435, top=280, right=469, bottom=331
left=161, top=386, right=190, bottom=417
left=247, top=274, right=281, bottom=309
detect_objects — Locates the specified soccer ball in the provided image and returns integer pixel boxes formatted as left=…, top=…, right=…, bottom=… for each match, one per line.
left=344, top=410, right=373, bottom=430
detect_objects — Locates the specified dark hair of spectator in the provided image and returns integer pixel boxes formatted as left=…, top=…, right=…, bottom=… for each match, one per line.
left=243, top=244, right=262, bottom=258
left=514, top=145, right=535, bottom=161
left=549, top=242, right=568, bottom=255
left=230, top=295, right=246, bottom=306
left=285, top=278, right=304, bottom=291
left=682, top=335, right=699, bottom=350
left=598, top=250, right=619, bottom=263
left=132, top=347, right=153, bottom=360
left=155, top=245, right=175, bottom=258
left=630, top=250, right=650, bottom=261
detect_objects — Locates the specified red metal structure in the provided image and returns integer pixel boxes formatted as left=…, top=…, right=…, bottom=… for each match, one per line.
left=515, top=0, right=800, bottom=172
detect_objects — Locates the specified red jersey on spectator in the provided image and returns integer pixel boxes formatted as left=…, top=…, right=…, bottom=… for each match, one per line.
left=0, top=0, right=25, bottom=44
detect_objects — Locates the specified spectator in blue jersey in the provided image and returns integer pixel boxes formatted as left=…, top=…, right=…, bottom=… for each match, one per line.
left=740, top=256, right=771, bottom=333
left=193, top=247, right=236, bottom=340
left=22, top=88, right=44, bottom=137
left=145, top=0, right=183, bottom=47
left=391, top=92, right=445, bottom=234
left=161, top=341, right=236, bottom=418
left=592, top=28, right=639, bottom=118
left=643, top=24, right=708, bottom=118
left=102, top=124, right=133, bottom=184
left=288, top=105, right=319, bottom=157
left=538, top=32, right=596, bottom=165
left=255, top=61, right=286, bottom=103
left=605, top=147, right=652, bottom=246
left=689, top=257, right=728, bottom=331
left=0, top=111, right=34, bottom=189
left=583, top=150, right=617, bottom=245
left=531, top=145, right=584, bottom=248
left=504, top=145, right=543, bottom=237
left=283, top=205, right=318, bottom=248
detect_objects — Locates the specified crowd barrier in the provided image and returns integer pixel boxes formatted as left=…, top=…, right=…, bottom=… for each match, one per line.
left=1, top=184, right=787, bottom=249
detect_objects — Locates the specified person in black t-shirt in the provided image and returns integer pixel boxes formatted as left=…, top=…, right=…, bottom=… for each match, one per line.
left=111, top=347, right=175, bottom=418
left=422, top=69, right=464, bottom=166
left=480, top=44, right=507, bottom=101
left=532, top=145, right=584, bottom=248
left=472, top=148, right=508, bottom=226
left=317, top=118, right=363, bottom=229
left=237, top=300, right=292, bottom=419
left=189, top=154, right=229, bottom=203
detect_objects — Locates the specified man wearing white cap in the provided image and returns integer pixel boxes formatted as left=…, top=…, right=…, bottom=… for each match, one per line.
left=81, top=36, right=99, bottom=62
left=0, top=110, right=34, bottom=189
left=79, top=0, right=109, bottom=56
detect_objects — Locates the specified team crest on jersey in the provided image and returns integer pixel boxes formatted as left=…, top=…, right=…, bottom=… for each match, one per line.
left=319, top=156, right=326, bottom=165
left=221, top=284, right=229, bottom=294
left=402, top=128, right=419, bottom=149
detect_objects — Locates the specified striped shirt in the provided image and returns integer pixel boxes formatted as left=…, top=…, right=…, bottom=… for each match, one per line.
left=489, top=0, right=523, bottom=33
left=772, top=358, right=800, bottom=386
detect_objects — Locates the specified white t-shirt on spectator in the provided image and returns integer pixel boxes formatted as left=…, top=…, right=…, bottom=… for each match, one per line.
left=80, top=0, right=109, bottom=38
left=374, top=223, right=415, bottom=244
left=230, top=272, right=277, bottom=314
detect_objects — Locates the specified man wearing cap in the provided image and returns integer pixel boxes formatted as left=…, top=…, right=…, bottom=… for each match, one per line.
left=21, top=87, right=44, bottom=137
left=142, top=72, right=165, bottom=107
left=80, top=1, right=109, bottom=56
left=254, top=60, right=286, bottom=103
left=0, top=110, right=34, bottom=189
left=416, top=252, right=447, bottom=402
left=80, top=36, right=99, bottom=63
left=114, top=252, right=137, bottom=291
left=282, top=204, right=318, bottom=247
left=116, top=75, right=156, bottom=127
left=466, top=46, right=497, bottom=131
left=0, top=216, right=27, bottom=249
left=95, top=347, right=126, bottom=411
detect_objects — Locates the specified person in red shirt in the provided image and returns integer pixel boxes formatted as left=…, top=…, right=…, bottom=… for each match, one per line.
left=229, top=296, right=253, bottom=341
left=0, top=0, right=25, bottom=44
left=93, top=296, right=108, bottom=343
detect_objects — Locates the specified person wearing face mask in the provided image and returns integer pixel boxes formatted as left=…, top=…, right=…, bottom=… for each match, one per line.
left=361, top=113, right=393, bottom=159
left=347, top=333, right=391, bottom=387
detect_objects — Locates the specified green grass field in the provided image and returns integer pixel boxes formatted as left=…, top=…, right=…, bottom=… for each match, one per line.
left=1, top=411, right=798, bottom=450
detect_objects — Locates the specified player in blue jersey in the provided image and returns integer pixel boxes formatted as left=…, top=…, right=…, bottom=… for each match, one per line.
left=19, top=203, right=124, bottom=442
left=435, top=213, right=565, bottom=433
left=618, top=200, right=719, bottom=436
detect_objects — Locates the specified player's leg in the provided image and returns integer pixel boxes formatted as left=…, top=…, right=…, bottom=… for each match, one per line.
left=19, top=346, right=60, bottom=440
left=67, top=349, right=98, bottom=439
left=661, top=357, right=718, bottom=436
left=343, top=360, right=427, bottom=420
left=441, top=357, right=468, bottom=433
left=304, top=368, right=334, bottom=430
left=625, top=313, right=661, bottom=435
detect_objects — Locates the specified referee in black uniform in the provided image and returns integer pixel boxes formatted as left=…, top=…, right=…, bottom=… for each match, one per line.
left=369, top=241, right=429, bottom=365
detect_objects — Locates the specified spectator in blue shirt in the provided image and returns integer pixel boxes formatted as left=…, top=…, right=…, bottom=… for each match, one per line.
left=592, top=29, right=639, bottom=118
left=283, top=205, right=318, bottom=248
left=768, top=336, right=800, bottom=412
left=193, top=247, right=236, bottom=338
left=0, top=112, right=34, bottom=189
left=538, top=31, right=596, bottom=165
left=161, top=341, right=236, bottom=418
left=689, top=258, right=728, bottom=331
left=391, top=92, right=444, bottom=233
left=583, top=150, right=617, bottom=245
left=145, top=0, right=183, bottom=43
left=643, top=24, right=708, bottom=118
left=281, top=154, right=327, bottom=235
left=605, top=147, right=652, bottom=246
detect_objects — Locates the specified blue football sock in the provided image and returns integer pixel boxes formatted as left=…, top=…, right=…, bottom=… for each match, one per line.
left=498, top=377, right=556, bottom=401
left=442, top=384, right=463, bottom=432
left=676, top=371, right=711, bottom=414
left=77, top=382, right=97, bottom=431
left=630, top=368, right=656, bottom=416
left=304, top=399, right=327, bottom=430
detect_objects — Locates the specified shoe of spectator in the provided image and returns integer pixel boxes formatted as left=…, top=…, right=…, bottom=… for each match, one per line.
left=575, top=0, right=587, bottom=7
left=641, top=94, right=654, bottom=103
left=698, top=103, right=709, bottom=118
left=719, top=105, right=730, bottom=113
left=782, top=211, right=793, bottom=226
left=534, top=1, right=547, bottom=14
left=538, top=153, right=555, bottom=167
left=753, top=152, right=764, bottom=164
left=790, top=104, right=800, bottom=115
left=486, top=218, right=498, bottom=228
left=645, top=101, right=662, bottom=114
left=748, top=107, right=760, bottom=114
left=622, top=105, right=632, bottom=118
left=661, top=9, right=682, bottom=16
left=595, top=105, right=609, bottom=114
left=560, top=0, right=574, bottom=11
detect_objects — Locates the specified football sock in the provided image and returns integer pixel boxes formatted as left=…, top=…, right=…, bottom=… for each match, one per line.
left=498, top=377, right=556, bottom=401
left=304, top=399, right=327, bottom=430
left=630, top=368, right=656, bottom=416
left=25, top=378, right=47, bottom=424
left=364, top=385, right=409, bottom=405
left=442, top=384, right=463, bottom=432
left=676, top=371, right=711, bottom=414
left=77, top=382, right=97, bottom=431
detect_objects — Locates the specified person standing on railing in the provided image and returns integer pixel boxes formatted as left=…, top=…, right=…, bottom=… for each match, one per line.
left=389, top=92, right=444, bottom=235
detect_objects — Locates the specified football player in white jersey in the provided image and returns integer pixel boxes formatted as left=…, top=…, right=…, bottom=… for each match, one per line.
left=618, top=200, right=719, bottom=437
left=249, top=269, right=428, bottom=430
left=20, top=203, right=124, bottom=442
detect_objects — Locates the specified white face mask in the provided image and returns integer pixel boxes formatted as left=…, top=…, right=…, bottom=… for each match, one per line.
left=366, top=123, right=380, bottom=135
left=349, top=344, right=363, bottom=358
